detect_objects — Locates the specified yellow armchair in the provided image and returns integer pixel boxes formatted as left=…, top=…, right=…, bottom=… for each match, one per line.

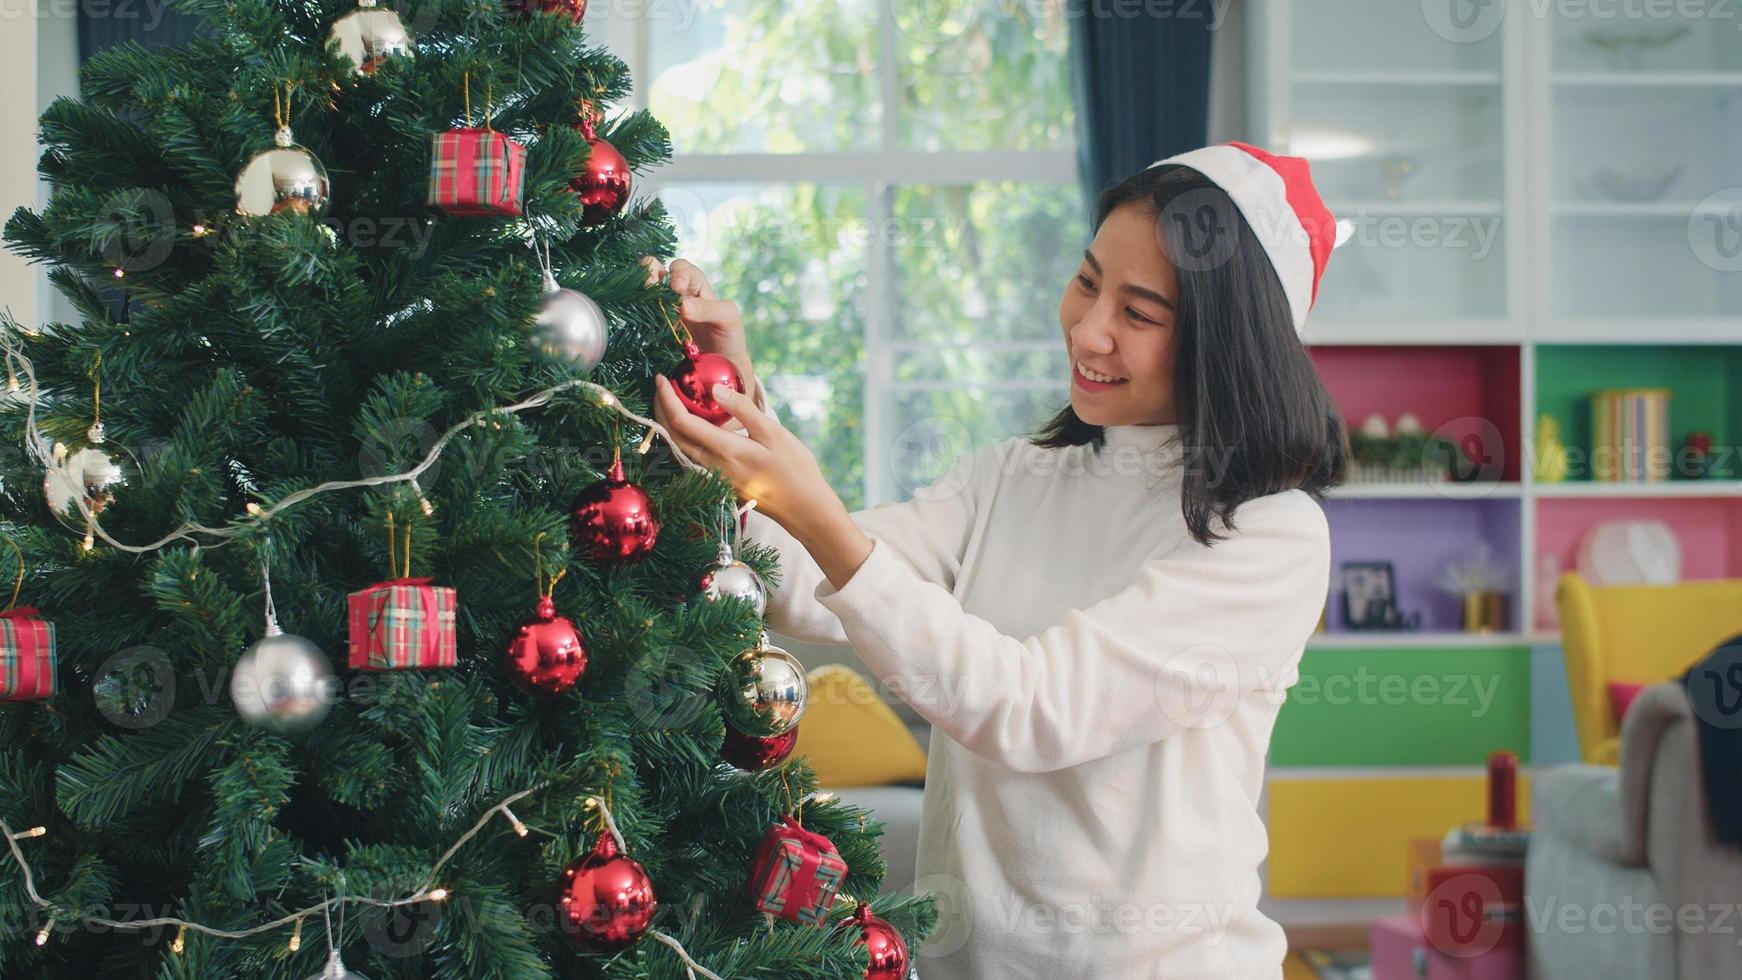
left=1555, top=572, right=1742, bottom=764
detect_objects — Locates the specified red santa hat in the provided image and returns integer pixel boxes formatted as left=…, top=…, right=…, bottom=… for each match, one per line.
left=1147, top=141, right=1336, bottom=336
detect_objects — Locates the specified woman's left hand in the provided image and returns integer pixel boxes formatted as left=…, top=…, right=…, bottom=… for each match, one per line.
left=651, top=375, right=843, bottom=534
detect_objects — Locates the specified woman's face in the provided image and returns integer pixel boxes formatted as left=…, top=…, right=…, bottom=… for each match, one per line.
left=1057, top=203, right=1180, bottom=427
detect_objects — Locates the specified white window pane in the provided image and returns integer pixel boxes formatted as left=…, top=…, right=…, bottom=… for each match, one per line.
left=649, top=1, right=881, bottom=155
left=893, top=0, right=1074, bottom=152
left=889, top=181, right=1085, bottom=344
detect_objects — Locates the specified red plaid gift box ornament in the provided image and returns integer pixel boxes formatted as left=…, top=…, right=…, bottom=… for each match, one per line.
left=428, top=129, right=525, bottom=217
left=0, top=607, right=56, bottom=702
left=746, top=815, right=847, bottom=926
left=427, top=75, right=525, bottom=217
left=348, top=576, right=457, bottom=671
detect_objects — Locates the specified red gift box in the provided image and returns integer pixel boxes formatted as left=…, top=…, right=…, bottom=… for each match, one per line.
left=428, top=128, right=526, bottom=217
left=747, top=815, right=846, bottom=926
left=0, top=607, right=56, bottom=701
left=347, top=577, right=457, bottom=671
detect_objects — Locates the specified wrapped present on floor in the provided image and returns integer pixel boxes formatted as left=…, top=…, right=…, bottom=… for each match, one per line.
left=348, top=577, right=457, bottom=671
left=0, top=607, right=56, bottom=701
left=747, top=815, right=846, bottom=926
left=427, top=128, right=526, bottom=217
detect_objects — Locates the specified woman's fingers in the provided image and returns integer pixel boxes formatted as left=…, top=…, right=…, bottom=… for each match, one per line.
left=678, top=296, right=742, bottom=332
left=707, top=384, right=775, bottom=445
left=651, top=382, right=716, bottom=469
left=639, top=256, right=666, bottom=288
left=666, top=258, right=717, bottom=300
left=654, top=376, right=743, bottom=470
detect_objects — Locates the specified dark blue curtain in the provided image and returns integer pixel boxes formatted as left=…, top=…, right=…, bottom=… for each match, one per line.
left=80, top=0, right=201, bottom=63
left=1068, top=7, right=1215, bottom=214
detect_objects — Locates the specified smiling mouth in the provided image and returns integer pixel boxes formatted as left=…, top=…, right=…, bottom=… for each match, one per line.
left=1074, top=362, right=1128, bottom=387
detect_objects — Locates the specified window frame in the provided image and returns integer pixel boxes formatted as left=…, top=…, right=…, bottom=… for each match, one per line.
left=628, top=1, right=1078, bottom=506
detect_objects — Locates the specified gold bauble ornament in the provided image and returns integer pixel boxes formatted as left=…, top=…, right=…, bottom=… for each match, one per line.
left=235, top=126, right=331, bottom=218
left=328, top=0, right=414, bottom=75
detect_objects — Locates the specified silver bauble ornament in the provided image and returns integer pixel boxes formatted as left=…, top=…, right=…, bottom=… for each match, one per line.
left=236, top=127, right=331, bottom=218
left=532, top=271, right=608, bottom=371
left=43, top=444, right=125, bottom=516
left=328, top=0, right=414, bottom=75
left=231, top=628, right=334, bottom=733
left=308, top=948, right=371, bottom=980
left=698, top=543, right=767, bottom=619
left=717, top=632, right=807, bottom=737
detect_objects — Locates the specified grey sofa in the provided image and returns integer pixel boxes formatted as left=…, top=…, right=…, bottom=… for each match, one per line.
left=1526, top=682, right=1742, bottom=980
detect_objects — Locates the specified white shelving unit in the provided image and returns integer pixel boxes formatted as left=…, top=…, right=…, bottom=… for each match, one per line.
left=1248, top=0, right=1742, bottom=920
left=1250, top=0, right=1742, bottom=649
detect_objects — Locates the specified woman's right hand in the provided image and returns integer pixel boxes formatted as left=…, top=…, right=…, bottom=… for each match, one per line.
left=640, top=256, right=755, bottom=386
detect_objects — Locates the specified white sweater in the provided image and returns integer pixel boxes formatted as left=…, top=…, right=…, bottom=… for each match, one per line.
left=741, top=413, right=1330, bottom=979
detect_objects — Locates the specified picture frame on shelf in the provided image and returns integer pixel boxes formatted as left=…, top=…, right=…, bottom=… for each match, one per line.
left=1341, top=561, right=1420, bottom=631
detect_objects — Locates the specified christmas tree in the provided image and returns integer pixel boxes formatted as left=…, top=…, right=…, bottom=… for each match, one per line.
left=0, top=0, right=934, bottom=975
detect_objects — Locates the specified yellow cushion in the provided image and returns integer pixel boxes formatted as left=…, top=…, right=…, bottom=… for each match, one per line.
left=794, top=665, right=928, bottom=787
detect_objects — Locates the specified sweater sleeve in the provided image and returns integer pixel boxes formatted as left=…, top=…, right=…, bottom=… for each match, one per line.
left=812, top=492, right=1330, bottom=773
left=732, top=373, right=985, bottom=646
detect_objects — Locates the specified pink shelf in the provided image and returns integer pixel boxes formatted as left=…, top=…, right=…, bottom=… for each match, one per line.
left=1310, top=345, right=1523, bottom=482
left=1535, top=496, right=1742, bottom=582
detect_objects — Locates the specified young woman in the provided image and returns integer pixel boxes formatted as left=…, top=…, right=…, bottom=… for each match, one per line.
left=646, top=142, right=1347, bottom=979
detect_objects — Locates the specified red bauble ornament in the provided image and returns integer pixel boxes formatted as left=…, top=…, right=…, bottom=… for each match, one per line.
left=571, top=458, right=660, bottom=563
left=559, top=833, right=657, bottom=950
left=508, top=0, right=585, bottom=20
left=848, top=903, right=910, bottom=980
left=720, top=723, right=798, bottom=772
left=671, top=341, right=745, bottom=427
left=571, top=115, right=631, bottom=227
left=506, top=596, right=588, bottom=695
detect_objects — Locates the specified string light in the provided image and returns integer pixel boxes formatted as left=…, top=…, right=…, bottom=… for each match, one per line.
left=9, top=826, right=46, bottom=840
left=0, top=787, right=544, bottom=948
left=191, top=223, right=209, bottom=237
left=1, top=781, right=732, bottom=977
left=413, top=480, right=435, bottom=516
left=112, top=269, right=125, bottom=279
left=0, top=335, right=738, bottom=556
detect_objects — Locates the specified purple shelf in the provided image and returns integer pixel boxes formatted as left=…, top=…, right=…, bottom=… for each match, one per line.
left=1322, top=497, right=1522, bottom=634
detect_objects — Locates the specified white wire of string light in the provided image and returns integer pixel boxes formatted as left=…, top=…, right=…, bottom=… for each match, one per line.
left=0, top=328, right=758, bottom=556
left=0, top=788, right=725, bottom=979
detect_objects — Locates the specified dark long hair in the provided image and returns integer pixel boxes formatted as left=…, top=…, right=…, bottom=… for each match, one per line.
left=1032, top=164, right=1348, bottom=546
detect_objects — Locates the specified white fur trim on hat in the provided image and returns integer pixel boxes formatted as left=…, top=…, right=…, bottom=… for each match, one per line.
left=1147, top=142, right=1335, bottom=335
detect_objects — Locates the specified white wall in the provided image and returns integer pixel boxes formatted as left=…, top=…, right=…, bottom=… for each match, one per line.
left=1, top=0, right=79, bottom=330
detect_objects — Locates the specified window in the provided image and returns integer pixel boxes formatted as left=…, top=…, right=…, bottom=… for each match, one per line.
left=637, top=0, right=1081, bottom=508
